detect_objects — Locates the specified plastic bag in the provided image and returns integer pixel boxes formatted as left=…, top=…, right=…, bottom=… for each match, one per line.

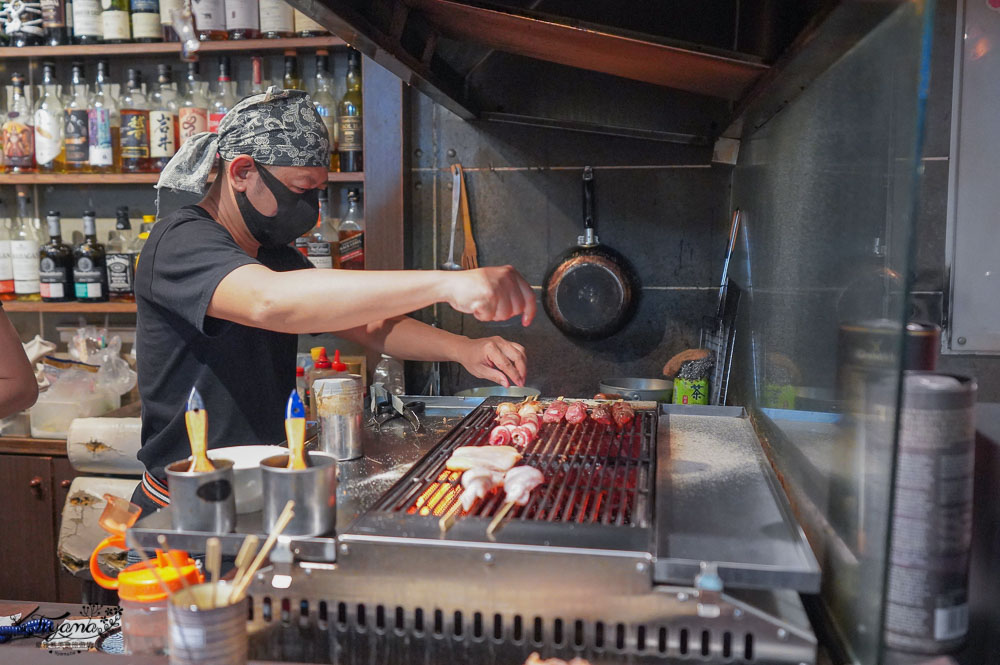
left=67, top=327, right=137, bottom=397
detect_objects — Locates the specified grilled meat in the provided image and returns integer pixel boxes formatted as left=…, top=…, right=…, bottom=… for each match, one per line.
left=591, top=403, right=613, bottom=425
left=611, top=401, right=635, bottom=427
left=446, top=446, right=522, bottom=472
left=459, top=467, right=504, bottom=511
left=503, top=466, right=545, bottom=506
left=542, top=398, right=569, bottom=423
left=565, top=401, right=588, bottom=424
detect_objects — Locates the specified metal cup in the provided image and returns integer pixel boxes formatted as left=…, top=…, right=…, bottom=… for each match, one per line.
left=261, top=452, right=337, bottom=536
left=314, top=375, right=364, bottom=460
left=168, top=582, right=247, bottom=665
left=165, top=458, right=237, bottom=533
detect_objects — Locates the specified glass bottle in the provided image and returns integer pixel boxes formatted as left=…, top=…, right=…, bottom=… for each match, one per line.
left=72, top=0, right=103, bottom=43
left=11, top=187, right=41, bottom=302
left=41, top=0, right=70, bottom=45
left=249, top=55, right=266, bottom=95
left=337, top=50, right=363, bottom=173
left=120, top=68, right=151, bottom=173
left=179, top=61, right=209, bottom=145
left=312, top=51, right=338, bottom=171
left=306, top=195, right=332, bottom=269
left=39, top=211, right=74, bottom=303
left=192, top=0, right=227, bottom=40
left=338, top=188, right=364, bottom=270
left=225, top=0, right=258, bottom=39
left=282, top=51, right=302, bottom=91
left=73, top=211, right=109, bottom=303
left=106, top=206, right=136, bottom=302
left=34, top=62, right=65, bottom=174
left=101, top=0, right=132, bottom=43
left=149, top=63, right=179, bottom=170
left=209, top=57, right=237, bottom=132
left=159, top=0, right=180, bottom=40
left=64, top=61, right=92, bottom=173
left=292, top=8, right=325, bottom=36
left=258, top=0, right=291, bottom=38
left=130, top=0, right=162, bottom=42
left=130, top=214, right=154, bottom=269
left=7, top=0, right=44, bottom=45
left=3, top=73, right=36, bottom=174
left=88, top=60, right=120, bottom=174
left=0, top=202, right=14, bottom=301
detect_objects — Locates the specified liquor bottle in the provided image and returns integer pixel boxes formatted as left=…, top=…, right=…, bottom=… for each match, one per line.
left=292, top=8, right=325, bottom=36
left=338, top=188, right=364, bottom=270
left=225, top=0, right=257, bottom=39
left=6, top=0, right=44, bottom=45
left=159, top=0, right=179, bottom=40
left=0, top=203, right=14, bottom=301
left=258, top=0, right=291, bottom=38
left=2, top=73, right=36, bottom=174
left=41, top=0, right=70, bottom=45
left=39, top=212, right=74, bottom=303
left=72, top=0, right=102, bottom=43
left=282, top=51, right=302, bottom=91
left=88, top=60, right=120, bottom=173
left=192, top=0, right=226, bottom=40
left=249, top=55, right=265, bottom=94
left=11, top=188, right=41, bottom=302
left=130, top=214, right=154, bottom=268
left=106, top=206, right=136, bottom=302
left=131, top=0, right=161, bottom=41
left=149, top=64, right=178, bottom=170
left=306, top=192, right=333, bottom=269
left=209, top=57, right=237, bottom=132
left=101, top=0, right=132, bottom=42
left=312, top=50, right=338, bottom=171
left=73, top=211, right=109, bottom=303
left=120, top=68, right=151, bottom=173
left=34, top=62, right=65, bottom=174
left=337, top=50, right=363, bottom=172
left=179, top=61, right=209, bottom=145
left=64, top=62, right=91, bottom=173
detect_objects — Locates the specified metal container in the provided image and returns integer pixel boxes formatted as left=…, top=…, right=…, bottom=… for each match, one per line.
left=261, top=452, right=337, bottom=537
left=168, top=582, right=247, bottom=665
left=599, top=377, right=674, bottom=402
left=314, top=375, right=364, bottom=461
left=454, top=386, right=540, bottom=398
left=164, top=458, right=236, bottom=533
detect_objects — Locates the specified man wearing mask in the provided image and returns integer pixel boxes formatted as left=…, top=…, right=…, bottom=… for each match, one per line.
left=135, top=88, right=534, bottom=512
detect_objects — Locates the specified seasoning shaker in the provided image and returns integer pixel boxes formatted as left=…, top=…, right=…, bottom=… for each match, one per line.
left=314, top=375, right=364, bottom=460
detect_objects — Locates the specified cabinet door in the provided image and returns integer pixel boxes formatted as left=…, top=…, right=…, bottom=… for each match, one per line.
left=51, top=457, right=84, bottom=604
left=0, top=455, right=57, bottom=601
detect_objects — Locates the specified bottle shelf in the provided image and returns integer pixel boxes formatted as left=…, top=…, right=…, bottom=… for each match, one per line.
left=0, top=36, right=346, bottom=59
left=2, top=301, right=137, bottom=313
left=0, top=171, right=363, bottom=185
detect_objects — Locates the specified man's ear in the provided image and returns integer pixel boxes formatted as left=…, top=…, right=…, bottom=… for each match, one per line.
left=227, top=155, right=255, bottom=192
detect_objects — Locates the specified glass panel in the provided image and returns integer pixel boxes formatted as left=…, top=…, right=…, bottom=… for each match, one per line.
left=729, top=3, right=934, bottom=663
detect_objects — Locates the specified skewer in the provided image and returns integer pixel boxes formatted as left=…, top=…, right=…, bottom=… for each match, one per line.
left=486, top=501, right=516, bottom=536
left=438, top=500, right=463, bottom=534
left=228, top=534, right=260, bottom=602
left=205, top=537, right=221, bottom=609
left=229, top=500, right=295, bottom=603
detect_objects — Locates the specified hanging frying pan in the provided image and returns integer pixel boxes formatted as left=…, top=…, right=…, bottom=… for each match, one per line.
left=542, top=166, right=640, bottom=340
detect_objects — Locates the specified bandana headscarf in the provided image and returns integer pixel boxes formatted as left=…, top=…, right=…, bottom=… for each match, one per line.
left=156, top=87, right=329, bottom=197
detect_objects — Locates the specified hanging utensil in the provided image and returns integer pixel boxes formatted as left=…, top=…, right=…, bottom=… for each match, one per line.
left=542, top=166, right=640, bottom=340
left=284, top=390, right=309, bottom=470
left=440, top=165, right=463, bottom=270
left=456, top=164, right=479, bottom=270
left=185, top=387, right=214, bottom=473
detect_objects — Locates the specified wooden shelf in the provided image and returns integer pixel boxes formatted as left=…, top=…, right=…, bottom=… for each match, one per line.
left=3, top=301, right=137, bottom=313
left=0, top=171, right=364, bottom=185
left=0, top=436, right=66, bottom=456
left=0, top=36, right=345, bottom=59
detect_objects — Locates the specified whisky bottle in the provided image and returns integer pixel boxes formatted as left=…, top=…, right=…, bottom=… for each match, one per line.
left=179, top=61, right=209, bottom=145
left=225, top=0, right=258, bottom=39
left=73, top=211, right=109, bottom=303
left=131, top=0, right=162, bottom=42
left=34, top=62, right=65, bottom=174
left=106, top=206, right=136, bottom=302
left=39, top=212, right=74, bottom=303
left=0, top=203, right=16, bottom=301
left=258, top=0, right=291, bottom=38
left=120, top=68, right=151, bottom=173
left=41, top=0, right=70, bottom=45
left=312, top=51, right=338, bottom=171
left=338, top=188, right=364, bottom=270
left=337, top=50, right=363, bottom=172
left=64, top=62, right=92, bottom=173
left=292, top=8, right=325, bottom=36
left=149, top=64, right=179, bottom=170
left=3, top=73, right=36, bottom=174
left=101, top=0, right=132, bottom=43
left=192, top=0, right=227, bottom=40
left=72, top=0, right=103, bottom=43
left=209, top=57, right=237, bottom=132
left=88, top=60, right=120, bottom=173
left=283, top=51, right=303, bottom=90
left=249, top=55, right=266, bottom=94
left=159, top=0, right=180, bottom=40
left=12, top=188, right=41, bottom=302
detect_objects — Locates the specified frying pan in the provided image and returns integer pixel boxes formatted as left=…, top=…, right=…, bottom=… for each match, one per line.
left=542, top=166, right=640, bottom=340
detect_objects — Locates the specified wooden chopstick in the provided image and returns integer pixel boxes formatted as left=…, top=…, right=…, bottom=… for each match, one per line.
left=229, top=500, right=295, bottom=603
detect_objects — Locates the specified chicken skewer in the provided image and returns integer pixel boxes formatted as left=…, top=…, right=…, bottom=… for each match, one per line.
left=439, top=467, right=504, bottom=533
left=486, top=465, right=545, bottom=536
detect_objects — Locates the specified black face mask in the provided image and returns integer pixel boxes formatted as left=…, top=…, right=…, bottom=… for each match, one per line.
left=235, top=162, right=320, bottom=247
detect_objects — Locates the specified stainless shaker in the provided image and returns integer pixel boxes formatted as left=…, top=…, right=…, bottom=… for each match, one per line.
left=165, top=458, right=237, bottom=533
left=314, top=375, right=364, bottom=460
left=260, top=452, right=337, bottom=536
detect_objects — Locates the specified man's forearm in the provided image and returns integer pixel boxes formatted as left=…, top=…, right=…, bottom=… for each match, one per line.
left=338, top=316, right=468, bottom=363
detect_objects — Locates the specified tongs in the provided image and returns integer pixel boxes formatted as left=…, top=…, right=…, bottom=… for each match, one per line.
left=368, top=382, right=424, bottom=433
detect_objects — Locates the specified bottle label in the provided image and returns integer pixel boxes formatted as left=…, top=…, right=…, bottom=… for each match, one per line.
left=130, top=0, right=157, bottom=10
left=179, top=107, right=208, bottom=144
left=121, top=111, right=150, bottom=158
left=72, top=0, right=101, bottom=36
left=102, top=9, right=131, bottom=39
left=41, top=0, right=66, bottom=27
left=40, top=257, right=69, bottom=300
left=64, top=109, right=89, bottom=165
left=208, top=112, right=225, bottom=133
left=2, top=120, right=35, bottom=168
left=339, top=232, right=364, bottom=266
left=159, top=0, right=179, bottom=23
left=88, top=108, right=113, bottom=165
left=258, top=0, right=291, bottom=33
left=293, top=8, right=323, bottom=33
left=307, top=240, right=332, bottom=269
left=149, top=110, right=176, bottom=158
left=338, top=116, right=362, bottom=152
left=11, top=241, right=40, bottom=293
left=34, top=111, right=63, bottom=165
left=106, top=253, right=135, bottom=294
left=131, top=10, right=161, bottom=38
left=73, top=256, right=105, bottom=298
left=224, top=0, right=258, bottom=30
left=0, top=241, right=13, bottom=284
left=192, top=0, right=225, bottom=31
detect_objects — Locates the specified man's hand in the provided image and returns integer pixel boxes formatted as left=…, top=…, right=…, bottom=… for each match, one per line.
left=455, top=336, right=528, bottom=388
left=445, top=266, right=537, bottom=326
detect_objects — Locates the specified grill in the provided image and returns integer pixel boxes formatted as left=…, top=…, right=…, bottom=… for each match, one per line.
left=372, top=404, right=655, bottom=528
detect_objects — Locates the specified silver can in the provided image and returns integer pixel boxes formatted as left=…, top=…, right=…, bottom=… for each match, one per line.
left=165, top=458, right=237, bottom=533
left=168, top=582, right=247, bottom=665
left=314, top=375, right=364, bottom=460
left=261, top=452, right=337, bottom=536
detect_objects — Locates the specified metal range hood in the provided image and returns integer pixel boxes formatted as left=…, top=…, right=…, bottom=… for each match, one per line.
left=290, top=0, right=910, bottom=145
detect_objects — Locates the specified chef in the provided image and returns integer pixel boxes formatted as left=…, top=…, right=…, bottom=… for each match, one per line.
left=133, top=88, right=535, bottom=514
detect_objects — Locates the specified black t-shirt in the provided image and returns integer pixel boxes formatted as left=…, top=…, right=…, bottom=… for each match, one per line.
left=135, top=205, right=311, bottom=479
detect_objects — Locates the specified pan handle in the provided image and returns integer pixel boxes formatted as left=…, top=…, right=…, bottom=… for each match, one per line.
left=580, top=166, right=599, bottom=246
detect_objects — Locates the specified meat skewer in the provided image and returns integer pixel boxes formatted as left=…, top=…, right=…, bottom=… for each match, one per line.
left=611, top=400, right=635, bottom=428
left=542, top=397, right=568, bottom=424
left=496, top=402, right=519, bottom=417
left=446, top=445, right=522, bottom=472
left=439, top=467, right=504, bottom=533
left=591, top=402, right=613, bottom=426
left=488, top=425, right=514, bottom=446
left=517, top=400, right=544, bottom=418
left=565, top=400, right=588, bottom=424
left=487, top=465, right=546, bottom=536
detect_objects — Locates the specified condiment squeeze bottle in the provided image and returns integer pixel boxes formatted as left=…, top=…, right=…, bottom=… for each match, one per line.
left=185, top=387, right=215, bottom=473
left=285, top=389, right=309, bottom=470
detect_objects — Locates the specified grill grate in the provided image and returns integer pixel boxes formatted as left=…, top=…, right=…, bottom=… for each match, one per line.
left=371, top=403, right=655, bottom=528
